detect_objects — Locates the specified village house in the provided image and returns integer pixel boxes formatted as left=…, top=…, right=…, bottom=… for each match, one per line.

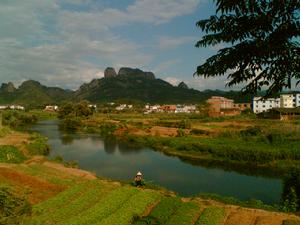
left=207, top=96, right=241, bottom=117
left=160, top=105, right=177, bottom=113
left=115, top=104, right=132, bottom=111
left=233, top=103, right=252, bottom=111
left=44, top=105, right=58, bottom=112
left=0, top=105, right=25, bottom=110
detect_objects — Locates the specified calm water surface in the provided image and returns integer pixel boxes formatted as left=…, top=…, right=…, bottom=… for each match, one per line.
left=30, top=120, right=283, bottom=204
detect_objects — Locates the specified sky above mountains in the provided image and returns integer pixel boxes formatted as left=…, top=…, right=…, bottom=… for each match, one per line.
left=0, top=0, right=232, bottom=90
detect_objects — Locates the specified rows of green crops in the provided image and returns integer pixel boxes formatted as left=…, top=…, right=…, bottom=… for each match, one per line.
left=31, top=183, right=115, bottom=224
left=26, top=181, right=229, bottom=225
left=195, top=207, right=226, bottom=225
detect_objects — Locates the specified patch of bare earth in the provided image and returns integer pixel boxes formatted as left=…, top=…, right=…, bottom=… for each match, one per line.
left=24, top=156, right=96, bottom=180
left=0, top=132, right=29, bottom=146
left=150, top=126, right=178, bottom=137
left=0, top=166, right=64, bottom=204
left=195, top=198, right=300, bottom=225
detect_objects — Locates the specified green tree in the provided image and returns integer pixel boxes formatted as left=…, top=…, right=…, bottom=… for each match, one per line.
left=195, top=0, right=300, bottom=95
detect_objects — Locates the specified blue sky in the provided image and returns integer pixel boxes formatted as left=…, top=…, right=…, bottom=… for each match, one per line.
left=0, top=0, right=232, bottom=90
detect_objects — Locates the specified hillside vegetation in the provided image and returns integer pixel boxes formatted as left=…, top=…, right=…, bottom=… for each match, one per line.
left=0, top=67, right=254, bottom=108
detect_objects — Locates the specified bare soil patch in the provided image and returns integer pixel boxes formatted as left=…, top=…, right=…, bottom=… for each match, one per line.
left=0, top=166, right=64, bottom=204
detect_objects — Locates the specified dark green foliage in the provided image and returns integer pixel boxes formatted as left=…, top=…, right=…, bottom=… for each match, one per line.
left=0, top=80, right=72, bottom=109
left=0, top=186, right=31, bottom=225
left=283, top=220, right=300, bottom=225
left=2, top=110, right=38, bottom=128
left=240, top=126, right=262, bottom=136
left=195, top=0, right=300, bottom=95
left=133, top=197, right=182, bottom=225
left=0, top=78, right=255, bottom=106
left=60, top=116, right=83, bottom=131
left=58, top=101, right=93, bottom=119
left=0, top=145, right=26, bottom=163
left=26, top=134, right=50, bottom=156
left=190, top=129, right=210, bottom=135
left=99, top=123, right=118, bottom=136
left=282, top=169, right=300, bottom=212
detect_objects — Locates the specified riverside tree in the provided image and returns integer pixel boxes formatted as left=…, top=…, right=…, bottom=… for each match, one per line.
left=195, top=0, right=300, bottom=95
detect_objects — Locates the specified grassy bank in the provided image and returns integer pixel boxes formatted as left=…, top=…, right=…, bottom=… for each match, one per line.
left=73, top=112, right=300, bottom=173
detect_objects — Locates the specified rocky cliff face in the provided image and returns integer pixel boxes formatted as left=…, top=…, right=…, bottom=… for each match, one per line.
left=178, top=82, right=189, bottom=89
left=104, top=67, right=117, bottom=78
left=0, top=82, right=16, bottom=93
left=117, top=67, right=155, bottom=79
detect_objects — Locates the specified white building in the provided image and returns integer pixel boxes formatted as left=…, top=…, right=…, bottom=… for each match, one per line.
left=45, top=105, right=58, bottom=111
left=253, top=93, right=300, bottom=114
left=253, top=97, right=280, bottom=113
left=280, top=94, right=295, bottom=108
left=296, top=93, right=300, bottom=107
left=9, top=105, right=25, bottom=110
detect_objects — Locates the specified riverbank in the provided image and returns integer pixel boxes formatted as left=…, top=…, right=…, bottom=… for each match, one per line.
left=1, top=123, right=300, bottom=224
left=76, top=112, right=300, bottom=174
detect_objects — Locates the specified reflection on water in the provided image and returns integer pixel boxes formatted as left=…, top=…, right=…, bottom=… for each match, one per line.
left=30, top=120, right=284, bottom=204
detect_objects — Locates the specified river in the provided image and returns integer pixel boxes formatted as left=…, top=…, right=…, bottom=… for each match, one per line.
left=30, top=120, right=283, bottom=204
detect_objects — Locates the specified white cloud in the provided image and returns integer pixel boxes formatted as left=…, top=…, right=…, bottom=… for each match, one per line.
left=164, top=77, right=181, bottom=86
left=0, top=0, right=203, bottom=89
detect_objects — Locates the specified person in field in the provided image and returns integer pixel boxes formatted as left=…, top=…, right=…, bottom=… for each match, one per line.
left=133, top=171, right=144, bottom=187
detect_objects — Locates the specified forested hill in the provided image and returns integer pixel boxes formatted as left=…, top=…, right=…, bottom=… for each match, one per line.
left=0, top=80, right=73, bottom=108
left=75, top=67, right=254, bottom=104
left=0, top=67, right=254, bottom=108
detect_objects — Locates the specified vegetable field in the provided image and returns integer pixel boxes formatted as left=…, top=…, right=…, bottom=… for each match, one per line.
left=22, top=180, right=300, bottom=225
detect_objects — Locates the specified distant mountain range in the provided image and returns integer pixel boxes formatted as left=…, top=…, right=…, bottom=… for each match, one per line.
left=0, top=67, right=254, bottom=108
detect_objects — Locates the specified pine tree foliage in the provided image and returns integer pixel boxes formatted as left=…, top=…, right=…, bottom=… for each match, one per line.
left=195, top=0, right=300, bottom=95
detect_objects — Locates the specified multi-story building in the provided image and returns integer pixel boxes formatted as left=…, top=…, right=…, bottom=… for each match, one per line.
left=253, top=97, right=280, bottom=114
left=207, top=96, right=234, bottom=112
left=207, top=96, right=241, bottom=117
left=280, top=94, right=295, bottom=108
left=253, top=93, right=300, bottom=114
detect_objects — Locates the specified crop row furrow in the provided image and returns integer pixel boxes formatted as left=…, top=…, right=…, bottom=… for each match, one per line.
left=32, top=180, right=98, bottom=215
left=58, top=186, right=140, bottom=225
left=30, top=181, right=111, bottom=225
left=195, top=206, right=226, bottom=225
left=165, top=201, right=200, bottom=225
left=96, top=189, right=161, bottom=225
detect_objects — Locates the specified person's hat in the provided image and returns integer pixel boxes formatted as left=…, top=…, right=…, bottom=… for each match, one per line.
left=137, top=171, right=142, bottom=176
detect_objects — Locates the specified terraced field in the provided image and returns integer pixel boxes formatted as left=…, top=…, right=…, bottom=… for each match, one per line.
left=23, top=180, right=300, bottom=225
left=1, top=162, right=300, bottom=225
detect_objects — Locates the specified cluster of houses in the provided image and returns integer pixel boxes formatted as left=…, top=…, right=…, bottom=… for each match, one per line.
left=253, top=93, right=300, bottom=113
left=206, top=96, right=251, bottom=117
left=253, top=93, right=300, bottom=120
left=144, top=104, right=198, bottom=114
left=0, top=105, right=25, bottom=110
left=116, top=104, right=133, bottom=111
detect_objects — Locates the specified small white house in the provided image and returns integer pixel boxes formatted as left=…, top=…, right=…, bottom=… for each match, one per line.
left=9, top=105, right=25, bottom=110
left=45, top=105, right=58, bottom=111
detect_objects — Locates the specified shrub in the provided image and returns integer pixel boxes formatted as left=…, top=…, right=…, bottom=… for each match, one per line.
left=0, top=185, right=31, bottom=225
left=0, top=145, right=26, bottom=163
left=2, top=110, right=38, bottom=128
left=26, top=134, right=50, bottom=156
